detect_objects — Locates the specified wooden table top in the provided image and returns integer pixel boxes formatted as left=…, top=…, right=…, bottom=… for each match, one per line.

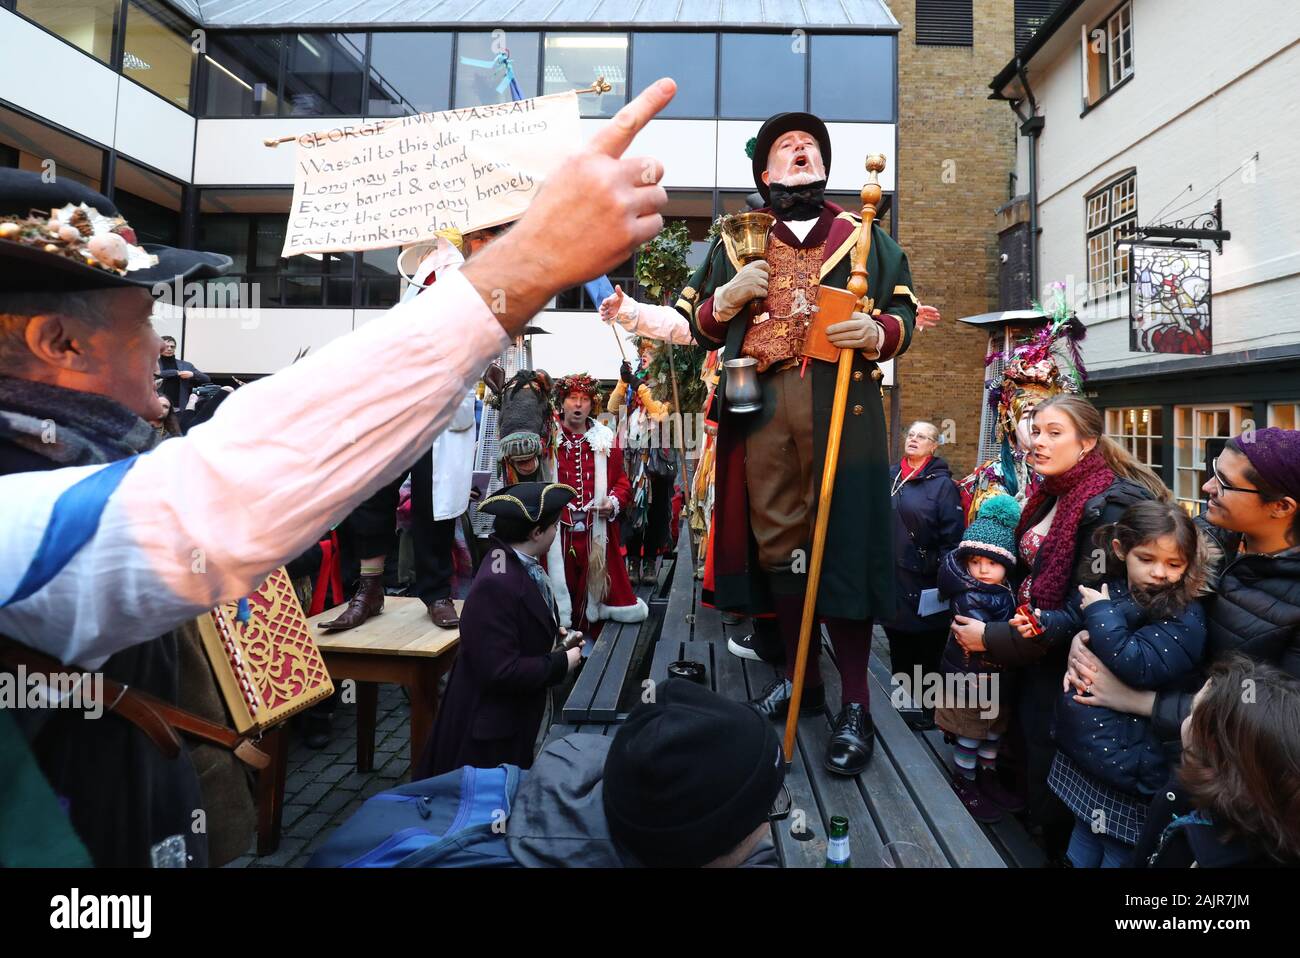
left=309, top=597, right=462, bottom=658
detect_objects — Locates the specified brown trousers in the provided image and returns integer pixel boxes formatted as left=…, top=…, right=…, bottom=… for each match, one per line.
left=744, top=364, right=815, bottom=573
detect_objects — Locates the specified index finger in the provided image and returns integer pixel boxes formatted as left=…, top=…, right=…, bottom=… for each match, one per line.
left=588, top=78, right=677, bottom=158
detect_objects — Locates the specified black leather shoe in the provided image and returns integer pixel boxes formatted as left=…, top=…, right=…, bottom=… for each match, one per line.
left=825, top=703, right=874, bottom=776
left=301, top=711, right=332, bottom=750
left=749, top=678, right=825, bottom=721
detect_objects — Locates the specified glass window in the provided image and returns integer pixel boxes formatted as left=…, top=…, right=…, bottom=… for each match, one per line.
left=1269, top=403, right=1300, bottom=430
left=16, top=0, right=120, bottom=63
left=720, top=33, right=805, bottom=119
left=1107, top=2, right=1134, bottom=88
left=113, top=157, right=182, bottom=246
left=122, top=0, right=195, bottom=109
left=0, top=104, right=104, bottom=190
left=543, top=32, right=627, bottom=117
left=1104, top=407, right=1163, bottom=475
left=632, top=33, right=714, bottom=117
left=203, top=33, right=281, bottom=117
left=197, top=188, right=353, bottom=307
left=1174, top=404, right=1251, bottom=516
left=454, top=31, right=539, bottom=107
left=283, top=33, right=365, bottom=116
left=811, top=34, right=893, bottom=122
left=1084, top=171, right=1137, bottom=299
left=359, top=247, right=401, bottom=307
left=368, top=32, right=453, bottom=117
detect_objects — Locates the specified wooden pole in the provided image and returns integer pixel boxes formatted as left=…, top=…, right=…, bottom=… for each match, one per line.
left=782, top=154, right=887, bottom=763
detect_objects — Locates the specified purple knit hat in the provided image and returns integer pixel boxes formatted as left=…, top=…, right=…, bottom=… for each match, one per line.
left=1237, top=427, right=1300, bottom=499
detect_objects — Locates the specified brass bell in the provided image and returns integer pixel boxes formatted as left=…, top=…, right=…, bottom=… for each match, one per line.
left=723, top=356, right=761, bottom=414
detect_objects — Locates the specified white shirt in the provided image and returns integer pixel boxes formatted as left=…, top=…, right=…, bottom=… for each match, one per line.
left=0, top=269, right=508, bottom=668
left=783, top=217, right=818, bottom=242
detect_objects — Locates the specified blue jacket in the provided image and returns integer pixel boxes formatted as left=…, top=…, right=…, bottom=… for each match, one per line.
left=1040, top=580, right=1207, bottom=796
left=882, top=456, right=965, bottom=633
left=937, top=550, right=1017, bottom=677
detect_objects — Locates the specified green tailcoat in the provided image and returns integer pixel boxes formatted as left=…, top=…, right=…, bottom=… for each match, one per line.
left=676, top=203, right=918, bottom=620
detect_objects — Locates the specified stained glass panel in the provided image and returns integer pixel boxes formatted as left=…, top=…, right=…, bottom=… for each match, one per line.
left=1130, top=244, right=1212, bottom=355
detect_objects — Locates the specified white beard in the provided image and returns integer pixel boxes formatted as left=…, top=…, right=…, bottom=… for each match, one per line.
left=774, top=165, right=825, bottom=188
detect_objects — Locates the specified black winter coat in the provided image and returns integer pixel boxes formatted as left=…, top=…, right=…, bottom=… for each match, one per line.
left=1134, top=778, right=1289, bottom=868
left=1152, top=519, right=1300, bottom=740
left=883, top=456, right=966, bottom=633
left=937, top=550, right=1017, bottom=677
left=983, top=477, right=1154, bottom=667
left=1039, top=580, right=1206, bottom=796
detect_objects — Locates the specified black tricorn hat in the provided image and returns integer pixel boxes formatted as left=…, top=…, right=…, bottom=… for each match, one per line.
left=480, top=481, right=577, bottom=527
left=750, top=112, right=832, bottom=201
left=0, top=169, right=231, bottom=293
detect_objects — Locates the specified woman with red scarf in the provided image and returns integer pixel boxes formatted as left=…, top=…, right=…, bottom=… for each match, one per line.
left=949, top=395, right=1167, bottom=857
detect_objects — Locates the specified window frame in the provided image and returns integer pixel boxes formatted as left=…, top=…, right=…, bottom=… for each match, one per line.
left=1080, top=0, right=1134, bottom=115
left=1104, top=406, right=1163, bottom=476
left=1173, top=403, right=1252, bottom=517
left=1083, top=169, right=1137, bottom=301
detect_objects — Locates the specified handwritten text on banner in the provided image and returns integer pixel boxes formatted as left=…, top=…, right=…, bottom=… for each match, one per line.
left=282, top=91, right=580, bottom=257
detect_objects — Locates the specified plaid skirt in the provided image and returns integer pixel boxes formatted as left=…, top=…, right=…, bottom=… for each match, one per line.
left=1047, top=751, right=1147, bottom=846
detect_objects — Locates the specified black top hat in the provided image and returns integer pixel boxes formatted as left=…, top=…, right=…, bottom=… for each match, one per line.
left=0, top=169, right=231, bottom=293
left=479, top=481, right=577, bottom=527
left=750, top=112, right=832, bottom=201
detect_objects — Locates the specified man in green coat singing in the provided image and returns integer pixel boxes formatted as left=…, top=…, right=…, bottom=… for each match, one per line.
left=676, top=112, right=918, bottom=775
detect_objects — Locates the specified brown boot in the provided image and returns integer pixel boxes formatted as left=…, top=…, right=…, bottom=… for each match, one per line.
left=319, top=574, right=384, bottom=631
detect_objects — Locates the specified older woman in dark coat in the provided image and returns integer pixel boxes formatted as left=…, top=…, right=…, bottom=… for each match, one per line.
left=882, top=421, right=965, bottom=729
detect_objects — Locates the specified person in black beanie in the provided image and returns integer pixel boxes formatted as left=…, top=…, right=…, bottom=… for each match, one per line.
left=505, top=678, right=785, bottom=867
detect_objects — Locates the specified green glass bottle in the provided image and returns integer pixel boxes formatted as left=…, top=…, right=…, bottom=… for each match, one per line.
left=825, top=815, right=851, bottom=868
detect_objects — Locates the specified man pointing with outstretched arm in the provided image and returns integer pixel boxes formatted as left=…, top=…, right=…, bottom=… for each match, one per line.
left=0, top=78, right=677, bottom=668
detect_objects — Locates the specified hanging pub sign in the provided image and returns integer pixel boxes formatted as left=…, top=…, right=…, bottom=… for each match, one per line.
left=1123, top=199, right=1229, bottom=356
left=1129, top=243, right=1212, bottom=355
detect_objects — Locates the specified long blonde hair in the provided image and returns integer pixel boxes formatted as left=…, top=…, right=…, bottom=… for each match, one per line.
left=1032, top=394, right=1170, bottom=503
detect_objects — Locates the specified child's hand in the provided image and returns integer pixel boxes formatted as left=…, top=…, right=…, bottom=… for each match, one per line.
left=1010, top=612, right=1035, bottom=639
left=951, top=615, right=987, bottom=653
left=1077, top=583, right=1109, bottom=608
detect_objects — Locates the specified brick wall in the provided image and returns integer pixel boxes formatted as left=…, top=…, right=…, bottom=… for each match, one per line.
left=890, top=0, right=1018, bottom=478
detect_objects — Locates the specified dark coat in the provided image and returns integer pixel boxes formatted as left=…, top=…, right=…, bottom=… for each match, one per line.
left=1039, top=580, right=1206, bottom=796
left=937, top=550, right=1017, bottom=677
left=981, top=475, right=1156, bottom=832
left=156, top=358, right=209, bottom=412
left=1134, top=777, right=1289, bottom=868
left=883, top=456, right=965, bottom=633
left=1152, top=519, right=1300, bottom=740
left=415, top=539, right=569, bottom=779
left=680, top=203, right=918, bottom=621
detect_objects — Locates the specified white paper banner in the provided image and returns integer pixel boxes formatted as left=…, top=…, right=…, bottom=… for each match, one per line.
left=281, top=91, right=581, bottom=257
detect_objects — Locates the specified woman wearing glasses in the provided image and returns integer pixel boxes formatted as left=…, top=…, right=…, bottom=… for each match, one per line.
left=881, top=421, right=965, bottom=730
left=1066, top=428, right=1300, bottom=741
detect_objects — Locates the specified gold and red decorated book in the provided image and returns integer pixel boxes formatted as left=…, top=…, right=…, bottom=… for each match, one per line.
left=197, top=567, right=335, bottom=734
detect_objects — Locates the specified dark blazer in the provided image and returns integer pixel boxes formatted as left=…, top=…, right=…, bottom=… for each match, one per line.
left=415, top=539, right=569, bottom=779
left=157, top=359, right=210, bottom=412
left=1152, top=519, right=1300, bottom=740
left=1040, top=580, right=1206, bottom=796
left=883, top=456, right=965, bottom=634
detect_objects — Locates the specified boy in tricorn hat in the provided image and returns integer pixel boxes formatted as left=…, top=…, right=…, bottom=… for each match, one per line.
left=415, top=481, right=586, bottom=778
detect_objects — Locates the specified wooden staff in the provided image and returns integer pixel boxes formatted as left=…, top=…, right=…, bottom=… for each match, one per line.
left=782, top=154, right=886, bottom=763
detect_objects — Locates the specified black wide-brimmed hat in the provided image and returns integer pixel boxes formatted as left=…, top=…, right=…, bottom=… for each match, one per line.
left=0, top=169, right=231, bottom=293
left=750, top=111, right=832, bottom=201
left=480, top=481, right=577, bottom=527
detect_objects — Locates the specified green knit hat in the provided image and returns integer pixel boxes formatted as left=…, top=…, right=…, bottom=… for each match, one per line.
left=957, top=494, right=1021, bottom=570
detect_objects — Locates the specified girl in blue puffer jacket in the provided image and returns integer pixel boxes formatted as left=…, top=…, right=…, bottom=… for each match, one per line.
left=1012, top=501, right=1208, bottom=867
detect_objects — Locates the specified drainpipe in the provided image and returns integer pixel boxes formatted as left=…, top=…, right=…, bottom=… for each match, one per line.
left=1014, top=61, right=1044, bottom=303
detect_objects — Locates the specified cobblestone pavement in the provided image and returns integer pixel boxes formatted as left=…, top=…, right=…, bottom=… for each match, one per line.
left=224, top=683, right=412, bottom=868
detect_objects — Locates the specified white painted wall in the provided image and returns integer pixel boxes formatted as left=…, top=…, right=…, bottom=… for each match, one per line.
left=183, top=307, right=355, bottom=375
left=1024, top=0, right=1300, bottom=372
left=114, top=79, right=196, bottom=181
left=0, top=9, right=118, bottom=147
